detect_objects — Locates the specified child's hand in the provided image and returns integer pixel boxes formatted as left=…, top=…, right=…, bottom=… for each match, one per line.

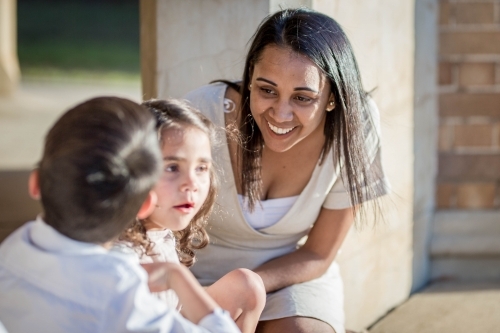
left=141, top=262, right=177, bottom=292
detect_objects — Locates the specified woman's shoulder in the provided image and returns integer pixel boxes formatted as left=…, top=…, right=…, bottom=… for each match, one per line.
left=183, top=82, right=227, bottom=106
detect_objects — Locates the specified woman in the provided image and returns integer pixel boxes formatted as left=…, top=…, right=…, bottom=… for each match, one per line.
left=184, top=8, right=389, bottom=333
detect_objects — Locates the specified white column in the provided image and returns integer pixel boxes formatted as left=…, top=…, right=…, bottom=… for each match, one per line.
left=0, top=0, right=20, bottom=96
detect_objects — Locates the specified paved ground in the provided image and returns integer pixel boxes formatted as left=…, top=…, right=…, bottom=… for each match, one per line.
left=368, top=281, right=500, bottom=333
left=0, top=78, right=141, bottom=170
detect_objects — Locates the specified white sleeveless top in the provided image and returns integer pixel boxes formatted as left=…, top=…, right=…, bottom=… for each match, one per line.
left=237, top=195, right=299, bottom=230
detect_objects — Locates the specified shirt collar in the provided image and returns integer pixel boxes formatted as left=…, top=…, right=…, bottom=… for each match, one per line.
left=30, top=216, right=108, bottom=256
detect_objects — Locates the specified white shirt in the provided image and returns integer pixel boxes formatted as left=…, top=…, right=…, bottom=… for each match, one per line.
left=237, top=194, right=299, bottom=230
left=0, top=217, right=240, bottom=333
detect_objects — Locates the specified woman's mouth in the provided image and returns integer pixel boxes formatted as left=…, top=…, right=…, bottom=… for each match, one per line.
left=267, top=121, right=295, bottom=135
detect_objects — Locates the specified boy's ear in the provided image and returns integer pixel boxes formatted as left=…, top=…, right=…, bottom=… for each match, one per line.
left=28, top=169, right=41, bottom=200
left=137, top=191, right=157, bottom=219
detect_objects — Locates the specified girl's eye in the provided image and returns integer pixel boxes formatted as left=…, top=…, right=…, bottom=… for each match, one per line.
left=164, top=164, right=179, bottom=172
left=196, top=165, right=209, bottom=173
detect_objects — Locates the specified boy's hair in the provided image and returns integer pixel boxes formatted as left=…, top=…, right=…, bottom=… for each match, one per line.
left=119, top=98, right=217, bottom=267
left=39, top=97, right=162, bottom=244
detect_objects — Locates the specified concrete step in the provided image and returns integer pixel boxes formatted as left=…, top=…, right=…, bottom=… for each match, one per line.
left=430, top=210, right=500, bottom=281
left=369, top=281, right=500, bottom=333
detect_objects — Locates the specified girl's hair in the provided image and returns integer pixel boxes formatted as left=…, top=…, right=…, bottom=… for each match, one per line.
left=119, top=99, right=217, bottom=267
left=237, top=8, right=385, bottom=221
left=39, top=97, right=161, bottom=243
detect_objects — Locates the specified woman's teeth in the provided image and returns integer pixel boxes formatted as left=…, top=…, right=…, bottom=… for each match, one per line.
left=268, top=122, right=294, bottom=135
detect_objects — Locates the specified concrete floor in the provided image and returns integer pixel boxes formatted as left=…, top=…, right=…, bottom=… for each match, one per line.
left=368, top=281, right=500, bottom=333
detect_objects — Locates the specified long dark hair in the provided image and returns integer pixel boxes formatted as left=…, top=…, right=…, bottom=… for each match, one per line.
left=238, top=8, right=385, bottom=219
left=119, top=99, right=217, bottom=267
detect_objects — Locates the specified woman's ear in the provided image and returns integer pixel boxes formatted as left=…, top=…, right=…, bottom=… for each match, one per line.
left=137, top=190, right=158, bottom=219
left=28, top=169, right=41, bottom=200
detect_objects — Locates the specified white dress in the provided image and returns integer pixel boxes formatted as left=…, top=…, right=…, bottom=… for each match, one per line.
left=184, top=82, right=390, bottom=333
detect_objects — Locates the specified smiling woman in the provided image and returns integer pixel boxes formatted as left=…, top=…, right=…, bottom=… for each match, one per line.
left=184, top=8, right=390, bottom=333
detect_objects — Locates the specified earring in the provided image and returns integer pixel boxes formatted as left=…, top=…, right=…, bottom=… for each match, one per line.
left=248, top=83, right=252, bottom=90
left=326, top=101, right=335, bottom=112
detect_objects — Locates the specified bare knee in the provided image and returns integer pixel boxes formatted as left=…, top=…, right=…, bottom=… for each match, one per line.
left=225, top=268, right=266, bottom=311
left=257, top=316, right=336, bottom=333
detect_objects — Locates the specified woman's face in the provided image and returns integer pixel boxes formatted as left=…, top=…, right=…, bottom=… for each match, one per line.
left=249, top=45, right=334, bottom=153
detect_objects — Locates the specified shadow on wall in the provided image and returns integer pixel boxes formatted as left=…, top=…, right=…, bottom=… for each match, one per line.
left=0, top=170, right=42, bottom=242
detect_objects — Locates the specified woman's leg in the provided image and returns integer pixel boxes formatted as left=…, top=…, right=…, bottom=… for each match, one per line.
left=205, top=268, right=266, bottom=333
left=256, top=317, right=337, bottom=333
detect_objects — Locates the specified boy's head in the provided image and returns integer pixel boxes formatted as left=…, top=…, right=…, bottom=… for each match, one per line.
left=33, top=97, right=162, bottom=244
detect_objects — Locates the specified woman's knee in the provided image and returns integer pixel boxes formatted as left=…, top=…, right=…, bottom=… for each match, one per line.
left=226, top=268, right=266, bottom=310
left=257, top=317, right=336, bottom=333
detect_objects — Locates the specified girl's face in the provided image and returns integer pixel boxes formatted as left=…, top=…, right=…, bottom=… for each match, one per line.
left=249, top=45, right=335, bottom=153
left=143, top=126, right=212, bottom=232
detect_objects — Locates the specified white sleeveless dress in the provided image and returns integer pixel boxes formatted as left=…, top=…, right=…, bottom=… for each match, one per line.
left=184, top=82, right=389, bottom=333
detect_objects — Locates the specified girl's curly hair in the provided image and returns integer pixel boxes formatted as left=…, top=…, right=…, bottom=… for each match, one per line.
left=118, top=98, right=217, bottom=267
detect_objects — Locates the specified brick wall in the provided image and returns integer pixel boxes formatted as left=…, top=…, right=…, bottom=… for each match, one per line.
left=437, top=0, right=500, bottom=209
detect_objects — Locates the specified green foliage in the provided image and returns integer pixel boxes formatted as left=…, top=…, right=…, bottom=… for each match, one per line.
left=17, top=1, right=140, bottom=76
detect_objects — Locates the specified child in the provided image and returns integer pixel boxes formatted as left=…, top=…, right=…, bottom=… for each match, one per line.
left=0, top=97, right=240, bottom=333
left=117, top=99, right=266, bottom=333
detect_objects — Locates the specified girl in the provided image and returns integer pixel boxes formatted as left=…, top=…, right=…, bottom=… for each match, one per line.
left=118, top=99, right=265, bottom=333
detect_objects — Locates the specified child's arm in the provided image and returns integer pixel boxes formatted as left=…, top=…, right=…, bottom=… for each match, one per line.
left=141, top=262, right=220, bottom=325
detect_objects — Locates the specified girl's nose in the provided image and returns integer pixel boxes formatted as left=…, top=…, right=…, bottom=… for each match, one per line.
left=180, top=172, right=198, bottom=192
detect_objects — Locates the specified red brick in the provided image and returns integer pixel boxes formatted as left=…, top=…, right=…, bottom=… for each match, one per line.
left=439, top=153, right=500, bottom=181
left=459, top=63, right=495, bottom=87
left=439, top=125, right=454, bottom=151
left=440, top=1, right=451, bottom=25
left=455, top=3, right=495, bottom=24
left=454, top=124, right=493, bottom=147
left=439, top=93, right=500, bottom=117
left=440, top=32, right=500, bottom=55
left=439, top=62, right=453, bottom=85
left=436, top=183, right=455, bottom=208
left=456, top=182, right=495, bottom=209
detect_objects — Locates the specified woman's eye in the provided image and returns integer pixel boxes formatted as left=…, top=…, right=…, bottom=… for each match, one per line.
left=295, top=95, right=312, bottom=103
left=260, top=87, right=276, bottom=95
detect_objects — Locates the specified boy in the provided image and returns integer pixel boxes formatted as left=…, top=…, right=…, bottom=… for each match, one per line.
left=0, top=97, right=239, bottom=333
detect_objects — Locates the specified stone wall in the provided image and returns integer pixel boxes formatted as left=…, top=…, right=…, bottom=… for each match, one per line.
left=432, top=0, right=500, bottom=280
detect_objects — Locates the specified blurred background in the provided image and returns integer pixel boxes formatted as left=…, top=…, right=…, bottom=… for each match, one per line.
left=1, top=1, right=500, bottom=332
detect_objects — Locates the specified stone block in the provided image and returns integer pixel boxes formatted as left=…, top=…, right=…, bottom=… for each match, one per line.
left=456, top=182, right=495, bottom=209
left=455, top=2, right=495, bottom=24
left=459, top=62, right=495, bottom=87
left=436, top=183, right=455, bottom=208
left=438, top=124, right=453, bottom=151
left=439, top=0, right=450, bottom=25
left=438, top=153, right=500, bottom=181
left=439, top=62, right=453, bottom=85
left=440, top=32, right=500, bottom=55
left=439, top=93, right=500, bottom=117
left=453, top=123, right=493, bottom=147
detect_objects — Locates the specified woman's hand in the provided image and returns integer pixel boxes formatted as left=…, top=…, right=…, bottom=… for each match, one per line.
left=254, top=206, right=354, bottom=293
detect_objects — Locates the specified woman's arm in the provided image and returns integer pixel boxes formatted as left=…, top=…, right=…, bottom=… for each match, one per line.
left=253, top=207, right=353, bottom=293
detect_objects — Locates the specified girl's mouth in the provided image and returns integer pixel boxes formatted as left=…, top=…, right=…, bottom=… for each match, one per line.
left=174, top=202, right=195, bottom=214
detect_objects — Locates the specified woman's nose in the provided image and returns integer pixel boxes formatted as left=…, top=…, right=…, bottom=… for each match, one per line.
left=270, top=98, right=293, bottom=122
